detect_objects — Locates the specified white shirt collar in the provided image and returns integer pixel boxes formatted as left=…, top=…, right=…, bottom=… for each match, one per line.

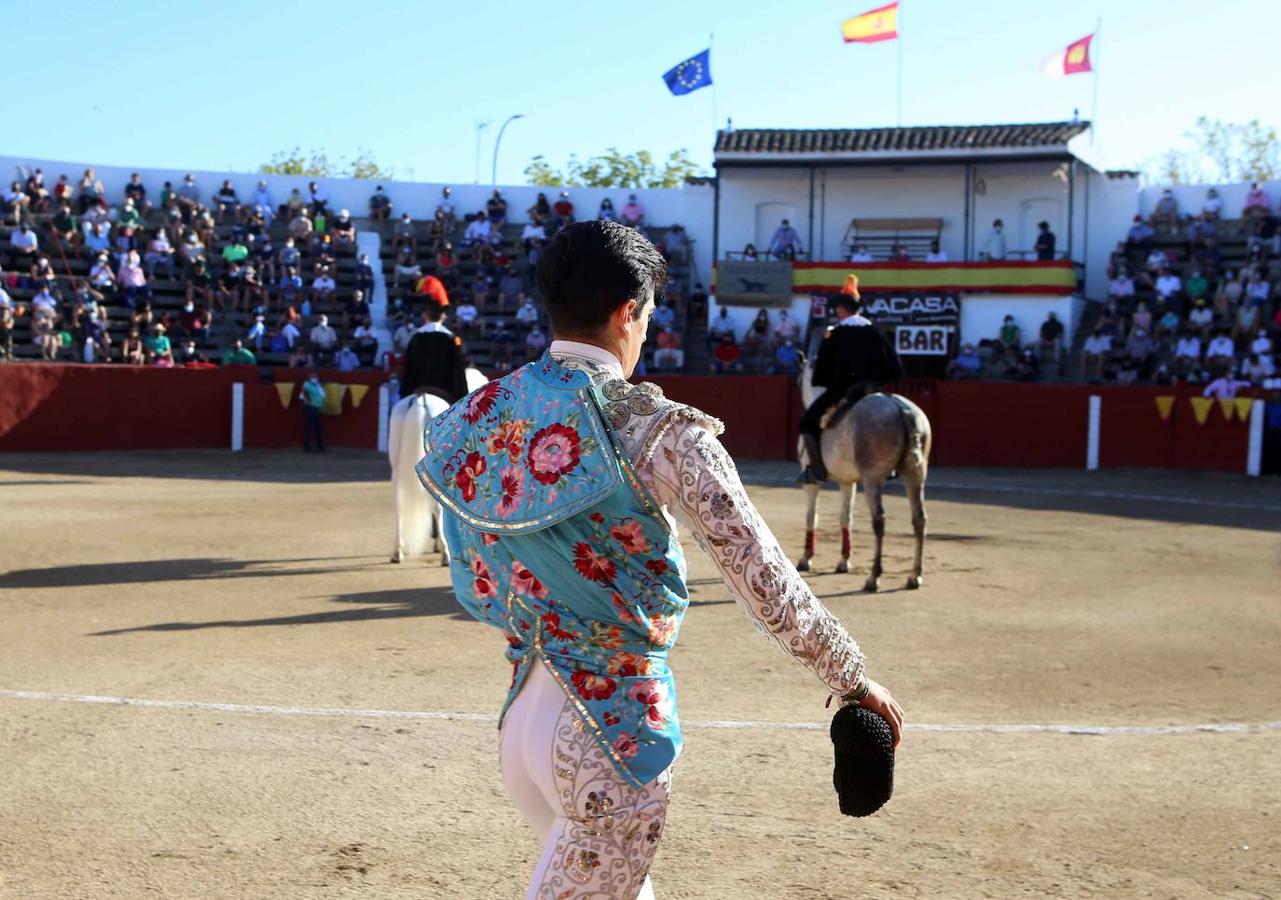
left=549, top=339, right=625, bottom=379
left=416, top=321, right=452, bottom=334
left=839, top=314, right=872, bottom=326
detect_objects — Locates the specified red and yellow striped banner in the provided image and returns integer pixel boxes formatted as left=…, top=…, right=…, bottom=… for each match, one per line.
left=713, top=261, right=1078, bottom=295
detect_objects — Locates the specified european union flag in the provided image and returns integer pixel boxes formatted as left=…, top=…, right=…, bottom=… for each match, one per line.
left=663, top=49, right=712, bottom=96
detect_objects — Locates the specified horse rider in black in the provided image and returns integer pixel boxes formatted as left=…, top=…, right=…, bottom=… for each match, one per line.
left=402, top=298, right=470, bottom=404
left=798, top=274, right=904, bottom=485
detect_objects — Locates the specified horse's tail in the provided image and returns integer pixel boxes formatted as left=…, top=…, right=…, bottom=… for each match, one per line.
left=889, top=394, right=929, bottom=473
left=391, top=394, right=436, bottom=558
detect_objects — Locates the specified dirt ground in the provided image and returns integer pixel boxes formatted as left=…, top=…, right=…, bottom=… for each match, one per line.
left=1, top=450, right=1278, bottom=899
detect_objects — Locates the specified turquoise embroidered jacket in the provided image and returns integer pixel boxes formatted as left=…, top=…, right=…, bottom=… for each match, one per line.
left=418, top=353, right=693, bottom=788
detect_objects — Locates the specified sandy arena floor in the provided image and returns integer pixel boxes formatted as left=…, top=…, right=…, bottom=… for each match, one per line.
left=1, top=451, right=1279, bottom=899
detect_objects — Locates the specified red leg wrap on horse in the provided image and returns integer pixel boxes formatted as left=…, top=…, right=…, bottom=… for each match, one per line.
left=804, top=529, right=816, bottom=557
left=841, top=527, right=851, bottom=558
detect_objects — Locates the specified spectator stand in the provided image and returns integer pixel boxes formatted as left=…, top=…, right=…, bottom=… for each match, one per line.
left=841, top=217, right=943, bottom=261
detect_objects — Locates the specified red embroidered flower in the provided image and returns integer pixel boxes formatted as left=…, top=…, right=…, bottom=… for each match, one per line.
left=628, top=679, right=665, bottom=707
left=590, top=513, right=605, bottom=524
left=543, top=611, right=580, bottom=642
left=592, top=624, right=625, bottom=651
left=611, top=591, right=641, bottom=625
left=487, top=419, right=526, bottom=464
left=603, top=712, right=621, bottom=727
left=496, top=466, right=526, bottom=518
left=612, top=732, right=639, bottom=758
left=527, top=422, right=582, bottom=485
left=511, top=559, right=548, bottom=599
left=573, top=542, right=617, bottom=583
left=481, top=532, right=500, bottom=546
left=607, top=650, right=649, bottom=678
left=455, top=451, right=487, bottom=503
left=571, top=670, right=617, bottom=701
left=645, top=559, right=669, bottom=576
left=461, top=382, right=500, bottom=424
left=646, top=614, right=677, bottom=646
left=471, top=556, right=496, bottom=599
left=609, top=520, right=650, bottom=554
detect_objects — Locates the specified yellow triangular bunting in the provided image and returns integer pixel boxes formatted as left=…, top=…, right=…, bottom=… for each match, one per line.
left=323, top=382, right=347, bottom=415
left=1218, top=398, right=1235, bottom=421
left=348, top=384, right=370, bottom=409
left=274, top=382, right=295, bottom=410
left=1154, top=395, right=1175, bottom=422
left=1189, top=396, right=1213, bottom=426
left=1234, top=397, right=1254, bottom=422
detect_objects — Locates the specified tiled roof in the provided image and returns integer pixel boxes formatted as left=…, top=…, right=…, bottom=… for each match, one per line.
left=715, top=122, right=1090, bottom=156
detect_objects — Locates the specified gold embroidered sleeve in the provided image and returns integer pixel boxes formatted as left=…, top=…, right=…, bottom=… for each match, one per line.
left=645, top=423, right=865, bottom=696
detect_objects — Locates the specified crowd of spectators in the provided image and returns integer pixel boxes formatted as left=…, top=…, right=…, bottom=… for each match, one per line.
left=1082, top=185, right=1279, bottom=387
left=0, top=166, right=379, bottom=368
left=375, top=185, right=695, bottom=374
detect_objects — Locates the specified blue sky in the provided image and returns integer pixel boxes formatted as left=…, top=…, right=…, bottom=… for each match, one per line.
left=3, top=0, right=1278, bottom=184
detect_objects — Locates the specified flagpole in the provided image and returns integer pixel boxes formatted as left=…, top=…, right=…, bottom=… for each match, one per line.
left=895, top=4, right=904, bottom=126
left=709, top=32, right=718, bottom=137
left=1089, top=16, right=1102, bottom=145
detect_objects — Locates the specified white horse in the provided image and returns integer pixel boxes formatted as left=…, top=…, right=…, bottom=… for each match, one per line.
left=797, top=359, right=932, bottom=591
left=388, top=368, right=488, bottom=564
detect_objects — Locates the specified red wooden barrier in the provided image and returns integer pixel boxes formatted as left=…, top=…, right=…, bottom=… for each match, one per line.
left=0, top=365, right=1256, bottom=473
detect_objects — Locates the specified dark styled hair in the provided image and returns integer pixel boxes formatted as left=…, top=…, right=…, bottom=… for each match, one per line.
left=833, top=293, right=861, bottom=313
left=535, top=220, right=666, bottom=335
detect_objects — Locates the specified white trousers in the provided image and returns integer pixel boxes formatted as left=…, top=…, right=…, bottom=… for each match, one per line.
left=500, top=662, right=673, bottom=899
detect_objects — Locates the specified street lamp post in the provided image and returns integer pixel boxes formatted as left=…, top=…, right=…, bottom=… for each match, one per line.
left=473, top=120, right=490, bottom=184
left=491, top=114, right=525, bottom=187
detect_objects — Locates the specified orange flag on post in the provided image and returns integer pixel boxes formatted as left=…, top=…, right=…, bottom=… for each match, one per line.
left=842, top=2, right=899, bottom=43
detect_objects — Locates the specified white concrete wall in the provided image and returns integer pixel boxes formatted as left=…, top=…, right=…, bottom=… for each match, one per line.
left=0, top=154, right=716, bottom=284
left=719, top=161, right=1114, bottom=271
left=1137, top=179, right=1281, bottom=218
left=817, top=166, right=967, bottom=261
left=707, top=296, right=813, bottom=342
left=960, top=294, right=1085, bottom=350
left=1084, top=172, right=1143, bottom=299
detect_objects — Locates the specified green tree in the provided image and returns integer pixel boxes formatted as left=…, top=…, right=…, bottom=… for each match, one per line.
left=259, top=147, right=394, bottom=180
left=524, top=148, right=705, bottom=188
left=1143, top=118, right=1279, bottom=184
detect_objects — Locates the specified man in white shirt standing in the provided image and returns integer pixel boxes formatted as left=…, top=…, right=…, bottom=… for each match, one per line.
left=981, top=219, right=1006, bottom=260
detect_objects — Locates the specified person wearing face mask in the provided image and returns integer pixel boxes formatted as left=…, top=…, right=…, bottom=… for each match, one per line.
left=982, top=219, right=1006, bottom=260
left=417, top=220, right=901, bottom=898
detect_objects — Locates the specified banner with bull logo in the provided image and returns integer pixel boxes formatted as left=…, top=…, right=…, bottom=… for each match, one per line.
left=716, top=260, right=794, bottom=307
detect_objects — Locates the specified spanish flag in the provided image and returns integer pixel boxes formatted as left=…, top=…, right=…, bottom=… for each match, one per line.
left=842, top=2, right=899, bottom=44
left=1041, top=33, right=1094, bottom=77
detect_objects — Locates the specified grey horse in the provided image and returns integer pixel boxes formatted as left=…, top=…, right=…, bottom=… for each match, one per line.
left=796, top=358, right=932, bottom=591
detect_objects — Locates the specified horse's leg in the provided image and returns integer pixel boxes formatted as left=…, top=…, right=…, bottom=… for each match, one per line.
left=835, top=481, right=854, bottom=574
left=861, top=479, right=886, bottom=593
left=433, top=503, right=451, bottom=566
left=390, top=477, right=404, bottom=563
left=904, top=473, right=927, bottom=590
left=797, top=483, right=820, bottom=572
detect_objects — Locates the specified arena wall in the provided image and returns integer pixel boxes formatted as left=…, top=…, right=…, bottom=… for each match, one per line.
left=0, top=366, right=1259, bottom=473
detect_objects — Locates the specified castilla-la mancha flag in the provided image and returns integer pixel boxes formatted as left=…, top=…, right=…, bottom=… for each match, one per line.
left=1041, top=33, right=1094, bottom=77
left=842, top=2, right=899, bottom=43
